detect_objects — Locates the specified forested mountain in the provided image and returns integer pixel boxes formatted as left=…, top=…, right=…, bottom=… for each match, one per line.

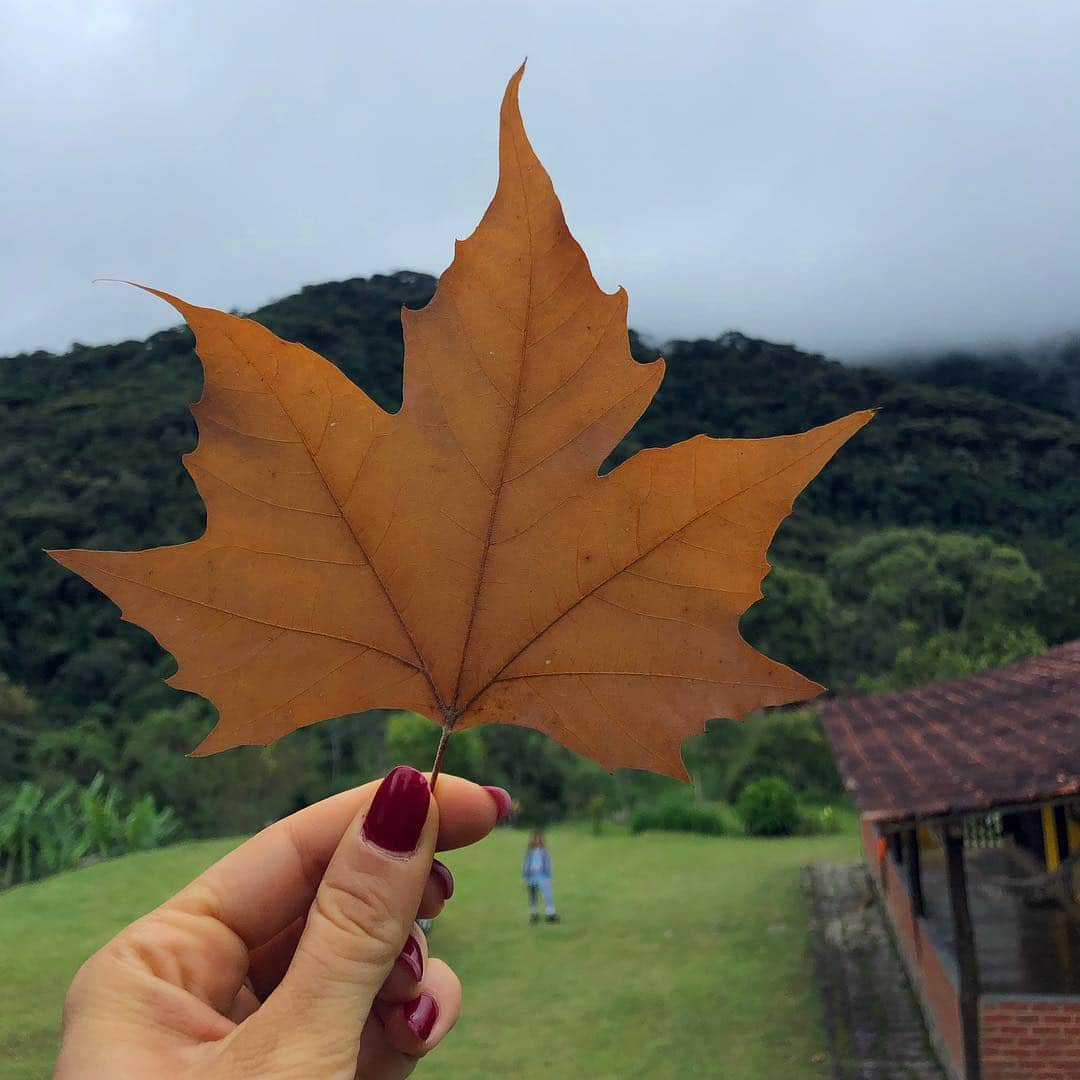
left=3, top=271, right=1079, bottom=829
left=886, top=340, right=1080, bottom=423
left=4, top=269, right=1079, bottom=709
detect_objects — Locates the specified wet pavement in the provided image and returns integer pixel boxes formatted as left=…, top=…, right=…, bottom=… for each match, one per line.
left=804, top=862, right=945, bottom=1080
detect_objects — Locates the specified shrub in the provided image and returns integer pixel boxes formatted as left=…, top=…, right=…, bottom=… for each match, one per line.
left=797, top=804, right=843, bottom=836
left=736, top=777, right=800, bottom=837
left=724, top=709, right=842, bottom=802
left=630, top=793, right=726, bottom=836
left=0, top=774, right=180, bottom=888
left=77, top=775, right=179, bottom=857
left=124, top=793, right=180, bottom=852
left=587, top=794, right=606, bottom=836
left=0, top=781, right=86, bottom=888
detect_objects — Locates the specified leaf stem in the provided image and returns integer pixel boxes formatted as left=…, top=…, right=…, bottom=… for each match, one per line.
left=429, top=713, right=457, bottom=790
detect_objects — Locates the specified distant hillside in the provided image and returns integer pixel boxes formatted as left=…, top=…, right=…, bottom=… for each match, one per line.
left=885, top=340, right=1080, bottom=423
left=3, top=271, right=1079, bottom=726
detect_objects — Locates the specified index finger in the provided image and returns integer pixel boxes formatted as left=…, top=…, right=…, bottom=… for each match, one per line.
left=168, top=773, right=505, bottom=952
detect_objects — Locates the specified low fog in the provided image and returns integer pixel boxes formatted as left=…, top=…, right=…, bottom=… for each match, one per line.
left=2, top=1, right=1079, bottom=361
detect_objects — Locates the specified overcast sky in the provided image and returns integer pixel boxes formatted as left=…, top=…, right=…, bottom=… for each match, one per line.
left=3, top=1, right=1079, bottom=362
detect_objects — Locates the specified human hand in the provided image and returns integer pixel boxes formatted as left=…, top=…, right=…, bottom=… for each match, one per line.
left=56, top=768, right=511, bottom=1079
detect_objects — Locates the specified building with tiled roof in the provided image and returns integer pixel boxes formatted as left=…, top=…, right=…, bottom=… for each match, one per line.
left=819, top=643, right=1080, bottom=1080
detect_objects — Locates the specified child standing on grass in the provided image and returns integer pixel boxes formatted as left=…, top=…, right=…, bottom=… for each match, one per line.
left=522, top=830, right=560, bottom=924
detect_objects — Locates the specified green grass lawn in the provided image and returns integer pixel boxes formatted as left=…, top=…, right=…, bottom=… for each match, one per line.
left=0, top=819, right=859, bottom=1079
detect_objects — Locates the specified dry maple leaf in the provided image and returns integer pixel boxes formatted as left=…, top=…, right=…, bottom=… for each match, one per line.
left=50, top=67, right=872, bottom=780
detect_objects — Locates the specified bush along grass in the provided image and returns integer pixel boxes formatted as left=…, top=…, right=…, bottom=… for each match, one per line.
left=798, top=804, right=843, bottom=837
left=736, top=777, right=800, bottom=837
left=629, top=793, right=726, bottom=836
left=0, top=775, right=180, bottom=888
left=722, top=709, right=843, bottom=803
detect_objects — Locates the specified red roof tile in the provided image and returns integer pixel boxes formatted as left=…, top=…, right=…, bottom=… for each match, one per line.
left=818, top=641, right=1080, bottom=824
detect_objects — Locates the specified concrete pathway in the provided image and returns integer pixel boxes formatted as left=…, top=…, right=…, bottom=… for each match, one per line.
left=803, top=863, right=945, bottom=1080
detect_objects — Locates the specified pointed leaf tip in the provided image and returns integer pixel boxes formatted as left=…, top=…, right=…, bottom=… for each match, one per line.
left=501, top=62, right=526, bottom=125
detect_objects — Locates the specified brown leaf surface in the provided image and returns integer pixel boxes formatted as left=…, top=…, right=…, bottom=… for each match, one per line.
left=50, top=67, right=872, bottom=778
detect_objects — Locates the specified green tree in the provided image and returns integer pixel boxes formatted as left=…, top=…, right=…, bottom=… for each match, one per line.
left=28, top=710, right=116, bottom=791
left=476, top=725, right=606, bottom=825
left=741, top=564, right=835, bottom=683
left=122, top=699, right=323, bottom=836
left=0, top=673, right=40, bottom=787
left=723, top=709, right=843, bottom=802
left=385, top=712, right=486, bottom=781
left=826, top=528, right=1044, bottom=688
left=1031, top=540, right=1080, bottom=644
left=682, top=719, right=749, bottom=800
left=861, top=624, right=1046, bottom=692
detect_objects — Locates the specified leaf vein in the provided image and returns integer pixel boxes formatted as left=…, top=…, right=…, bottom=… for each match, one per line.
left=464, top=429, right=846, bottom=710
left=216, top=324, right=439, bottom=705
left=81, top=563, right=420, bottom=668
left=518, top=303, right=620, bottom=420
left=505, top=374, right=656, bottom=485
left=196, top=412, right=302, bottom=445
left=190, top=462, right=340, bottom=518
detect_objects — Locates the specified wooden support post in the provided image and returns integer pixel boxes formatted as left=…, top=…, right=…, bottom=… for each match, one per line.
left=1043, top=805, right=1062, bottom=871
left=903, top=827, right=925, bottom=917
left=945, top=825, right=981, bottom=1080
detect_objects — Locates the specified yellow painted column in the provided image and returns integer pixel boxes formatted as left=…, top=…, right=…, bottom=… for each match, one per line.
left=1042, top=805, right=1060, bottom=871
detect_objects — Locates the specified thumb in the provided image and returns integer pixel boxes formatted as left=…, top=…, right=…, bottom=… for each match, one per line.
left=244, top=767, right=436, bottom=1070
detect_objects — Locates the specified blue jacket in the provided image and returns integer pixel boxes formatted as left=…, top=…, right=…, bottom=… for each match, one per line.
left=522, top=846, right=552, bottom=883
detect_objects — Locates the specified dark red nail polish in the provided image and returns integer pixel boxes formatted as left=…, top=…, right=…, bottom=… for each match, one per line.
left=362, top=766, right=430, bottom=853
left=484, top=785, right=512, bottom=821
left=396, top=935, right=424, bottom=981
left=404, top=993, right=439, bottom=1041
left=430, top=859, right=454, bottom=900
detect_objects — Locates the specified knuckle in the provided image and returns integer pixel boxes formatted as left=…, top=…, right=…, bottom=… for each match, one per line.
left=106, top=914, right=179, bottom=982
left=309, top=872, right=404, bottom=967
left=60, top=915, right=176, bottom=1025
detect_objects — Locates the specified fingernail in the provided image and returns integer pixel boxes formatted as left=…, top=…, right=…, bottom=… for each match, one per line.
left=404, top=993, right=439, bottom=1040
left=362, top=766, right=430, bottom=854
left=430, top=858, right=454, bottom=900
left=484, top=785, right=512, bottom=821
left=396, top=935, right=424, bottom=981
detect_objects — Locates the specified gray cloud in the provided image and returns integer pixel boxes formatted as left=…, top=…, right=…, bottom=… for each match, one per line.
left=2, top=0, right=1079, bottom=361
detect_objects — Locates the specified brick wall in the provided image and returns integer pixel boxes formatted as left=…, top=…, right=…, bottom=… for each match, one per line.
left=862, top=820, right=966, bottom=1077
left=861, top=818, right=1080, bottom=1080
left=981, top=997, right=1080, bottom=1080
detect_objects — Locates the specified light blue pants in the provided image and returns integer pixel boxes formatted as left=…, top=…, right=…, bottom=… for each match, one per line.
left=526, top=878, right=556, bottom=915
